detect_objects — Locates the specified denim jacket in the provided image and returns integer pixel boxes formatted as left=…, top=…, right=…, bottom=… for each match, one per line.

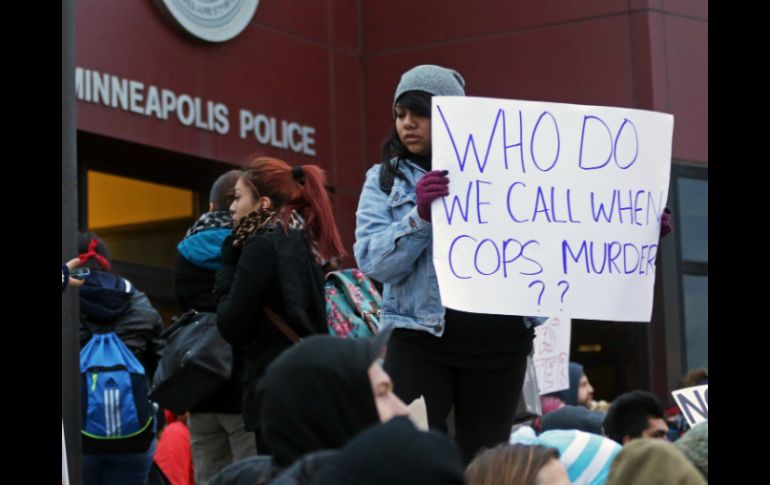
left=354, top=158, right=545, bottom=336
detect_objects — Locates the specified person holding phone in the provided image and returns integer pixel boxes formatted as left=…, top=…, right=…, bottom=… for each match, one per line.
left=62, top=258, right=86, bottom=292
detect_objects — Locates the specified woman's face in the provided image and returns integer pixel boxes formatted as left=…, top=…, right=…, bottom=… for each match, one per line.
left=230, top=177, right=262, bottom=222
left=368, top=361, right=409, bottom=423
left=395, top=104, right=431, bottom=156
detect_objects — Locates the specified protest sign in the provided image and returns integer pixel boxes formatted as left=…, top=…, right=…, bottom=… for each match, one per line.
left=533, top=316, right=571, bottom=395
left=672, top=385, right=708, bottom=427
left=432, top=96, right=673, bottom=321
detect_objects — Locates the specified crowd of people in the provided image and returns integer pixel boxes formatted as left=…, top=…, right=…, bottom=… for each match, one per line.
left=63, top=63, right=704, bottom=485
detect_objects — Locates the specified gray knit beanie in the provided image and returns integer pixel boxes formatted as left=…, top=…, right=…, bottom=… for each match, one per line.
left=674, top=421, right=708, bottom=480
left=393, top=64, right=466, bottom=111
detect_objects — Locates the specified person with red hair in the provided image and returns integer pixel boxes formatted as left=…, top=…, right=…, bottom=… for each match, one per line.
left=214, top=156, right=346, bottom=451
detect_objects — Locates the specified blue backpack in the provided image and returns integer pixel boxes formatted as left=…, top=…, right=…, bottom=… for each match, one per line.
left=326, top=269, right=382, bottom=339
left=80, top=332, right=154, bottom=450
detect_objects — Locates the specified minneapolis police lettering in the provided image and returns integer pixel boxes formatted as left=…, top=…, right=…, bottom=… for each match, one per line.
left=430, top=96, right=674, bottom=322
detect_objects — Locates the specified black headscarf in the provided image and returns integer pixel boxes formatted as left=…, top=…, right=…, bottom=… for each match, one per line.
left=256, top=335, right=382, bottom=468
left=310, top=416, right=465, bottom=485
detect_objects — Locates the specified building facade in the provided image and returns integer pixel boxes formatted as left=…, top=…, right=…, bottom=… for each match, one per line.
left=74, top=0, right=707, bottom=400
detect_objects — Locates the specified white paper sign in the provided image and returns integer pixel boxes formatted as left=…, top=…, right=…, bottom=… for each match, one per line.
left=407, top=395, right=429, bottom=431
left=671, top=385, right=708, bottom=427
left=533, top=317, right=572, bottom=395
left=431, top=96, right=673, bottom=321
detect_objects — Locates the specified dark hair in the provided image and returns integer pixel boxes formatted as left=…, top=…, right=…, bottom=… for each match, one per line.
left=239, top=156, right=346, bottom=261
left=678, top=368, right=708, bottom=388
left=603, top=390, right=666, bottom=444
left=466, top=444, right=560, bottom=485
left=378, top=90, right=432, bottom=192
left=77, top=231, right=112, bottom=272
left=209, top=169, right=242, bottom=211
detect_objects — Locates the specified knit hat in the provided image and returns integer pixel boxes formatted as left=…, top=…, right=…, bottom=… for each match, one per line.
left=606, top=439, right=706, bottom=485
left=393, top=64, right=466, bottom=111
left=540, top=405, right=606, bottom=435
left=674, top=421, right=708, bottom=480
left=510, top=427, right=621, bottom=485
left=545, top=362, right=585, bottom=406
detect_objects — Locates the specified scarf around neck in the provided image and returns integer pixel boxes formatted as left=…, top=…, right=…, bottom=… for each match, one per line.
left=185, top=210, right=233, bottom=238
left=232, top=208, right=305, bottom=248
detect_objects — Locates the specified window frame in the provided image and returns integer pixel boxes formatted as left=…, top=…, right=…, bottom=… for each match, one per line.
left=671, top=162, right=708, bottom=372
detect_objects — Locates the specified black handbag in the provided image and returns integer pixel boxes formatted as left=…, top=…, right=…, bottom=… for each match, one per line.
left=149, top=310, right=233, bottom=414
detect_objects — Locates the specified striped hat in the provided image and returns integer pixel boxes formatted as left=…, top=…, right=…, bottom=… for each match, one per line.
left=510, top=427, right=621, bottom=485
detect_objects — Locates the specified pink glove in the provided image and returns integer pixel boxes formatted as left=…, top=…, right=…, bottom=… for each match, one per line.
left=415, top=170, right=449, bottom=222
left=660, top=207, right=673, bottom=238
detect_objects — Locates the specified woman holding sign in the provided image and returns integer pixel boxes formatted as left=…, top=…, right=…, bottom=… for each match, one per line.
left=354, top=64, right=540, bottom=462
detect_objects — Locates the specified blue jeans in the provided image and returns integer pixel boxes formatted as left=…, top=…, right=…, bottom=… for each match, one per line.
left=82, top=440, right=156, bottom=485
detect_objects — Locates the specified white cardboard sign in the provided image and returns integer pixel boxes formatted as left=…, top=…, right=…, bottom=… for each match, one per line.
left=533, top=317, right=572, bottom=395
left=671, top=385, right=708, bottom=427
left=431, top=96, right=673, bottom=321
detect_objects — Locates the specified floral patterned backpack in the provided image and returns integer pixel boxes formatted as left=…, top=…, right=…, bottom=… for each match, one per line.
left=326, top=269, right=382, bottom=338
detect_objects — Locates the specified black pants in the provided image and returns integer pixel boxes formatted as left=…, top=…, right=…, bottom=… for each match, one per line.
left=385, top=333, right=529, bottom=463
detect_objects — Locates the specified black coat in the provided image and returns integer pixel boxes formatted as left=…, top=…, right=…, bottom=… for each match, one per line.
left=208, top=455, right=273, bottom=485
left=269, top=451, right=339, bottom=485
left=174, top=251, right=219, bottom=313
left=311, top=417, right=466, bottom=485
left=215, top=226, right=326, bottom=431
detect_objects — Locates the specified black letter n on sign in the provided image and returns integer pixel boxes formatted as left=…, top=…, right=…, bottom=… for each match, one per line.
left=676, top=389, right=708, bottom=425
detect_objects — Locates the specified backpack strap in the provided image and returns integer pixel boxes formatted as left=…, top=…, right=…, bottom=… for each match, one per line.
left=160, top=309, right=200, bottom=340
left=264, top=306, right=303, bottom=344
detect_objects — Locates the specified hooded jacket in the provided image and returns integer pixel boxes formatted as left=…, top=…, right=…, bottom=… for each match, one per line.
left=79, top=270, right=164, bottom=378
left=174, top=211, right=233, bottom=313
left=310, top=416, right=465, bottom=485
left=255, top=335, right=381, bottom=469
left=174, top=211, right=241, bottom=413
left=207, top=335, right=383, bottom=485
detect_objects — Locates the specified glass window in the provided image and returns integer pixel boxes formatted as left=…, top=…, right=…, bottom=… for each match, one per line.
left=676, top=172, right=708, bottom=373
left=677, top=178, right=708, bottom=263
left=683, top=274, right=708, bottom=371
